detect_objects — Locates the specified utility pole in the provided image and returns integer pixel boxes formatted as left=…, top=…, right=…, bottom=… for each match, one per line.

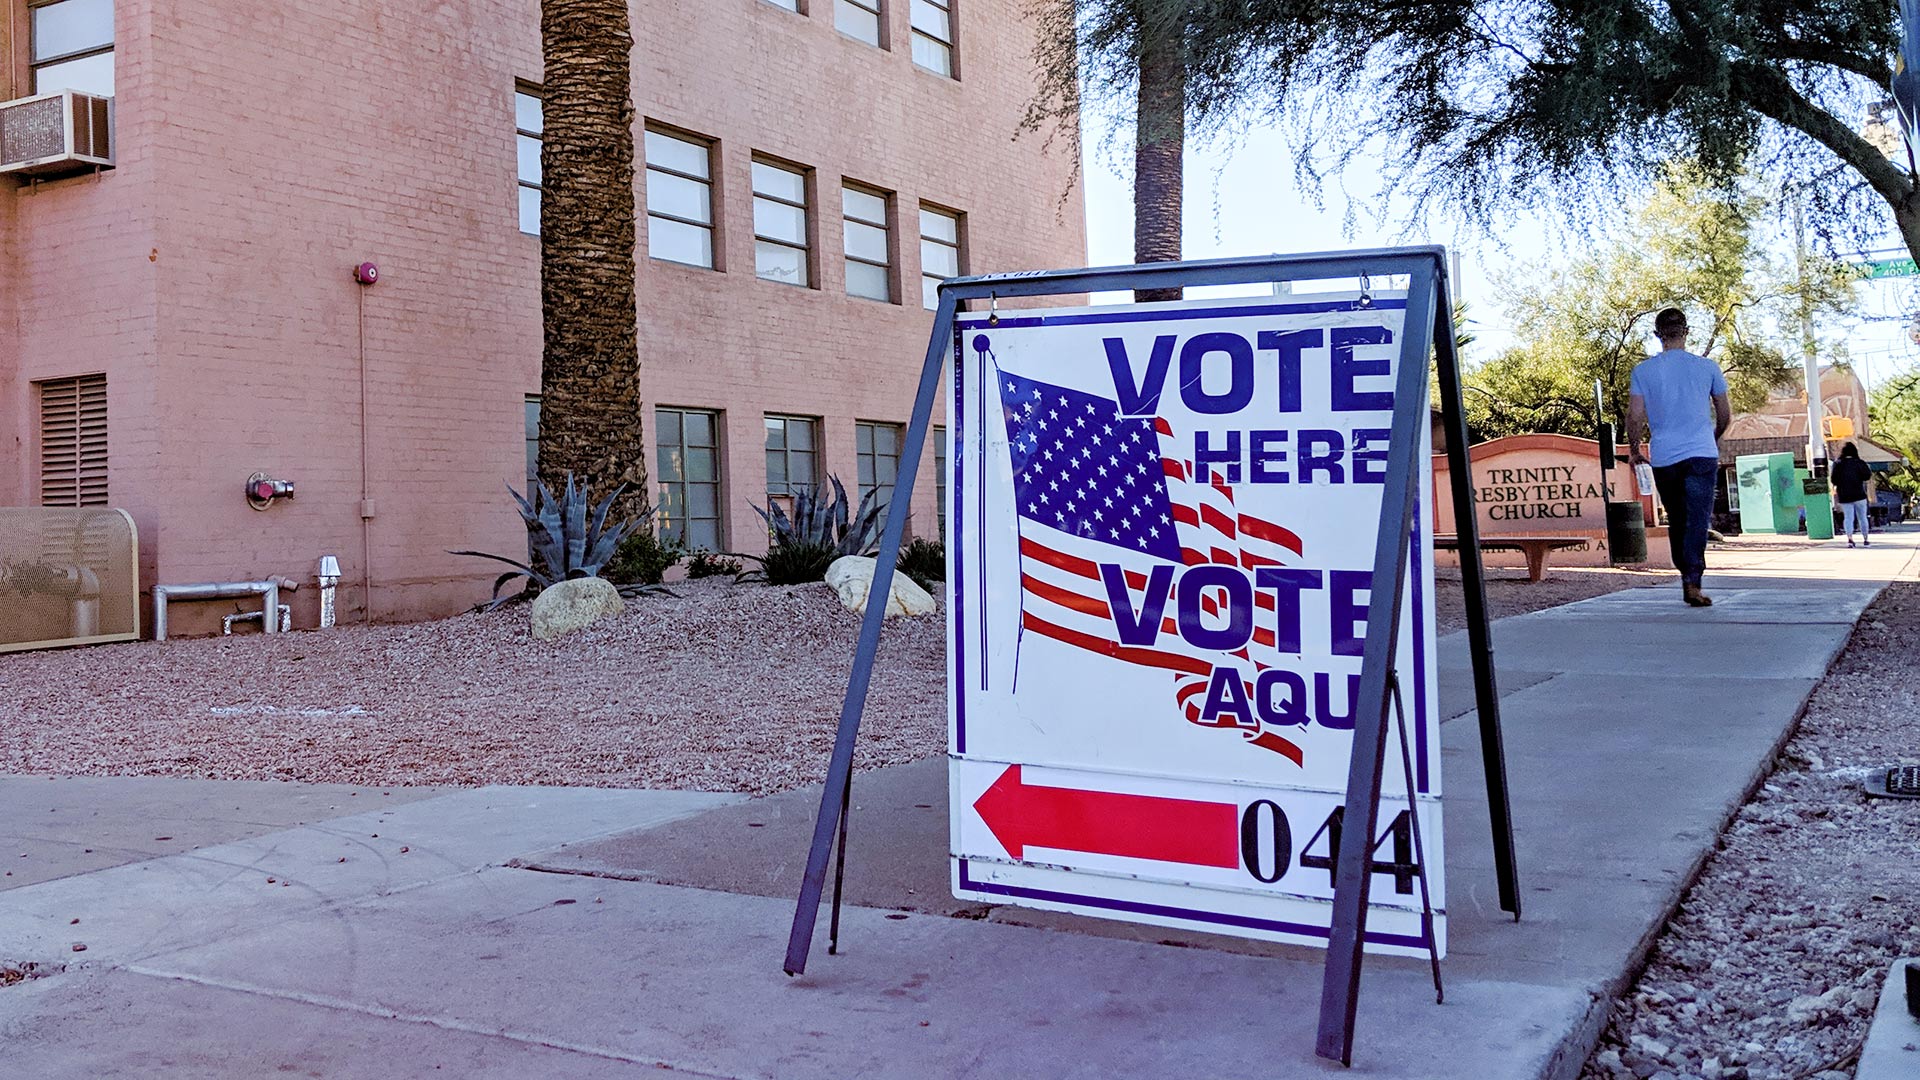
left=1791, top=190, right=1826, bottom=475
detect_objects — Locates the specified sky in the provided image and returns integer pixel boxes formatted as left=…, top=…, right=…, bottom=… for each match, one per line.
left=1076, top=116, right=1920, bottom=393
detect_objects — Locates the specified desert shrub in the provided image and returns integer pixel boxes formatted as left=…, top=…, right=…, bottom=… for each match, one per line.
left=897, top=537, right=945, bottom=590
left=604, top=524, right=684, bottom=586
left=759, top=540, right=837, bottom=585
left=685, top=550, right=743, bottom=579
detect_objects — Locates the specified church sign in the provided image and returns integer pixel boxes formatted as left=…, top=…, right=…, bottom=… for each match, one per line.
left=1431, top=434, right=1637, bottom=562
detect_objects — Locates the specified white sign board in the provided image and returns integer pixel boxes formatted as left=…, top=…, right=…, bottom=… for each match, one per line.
left=947, top=294, right=1444, bottom=957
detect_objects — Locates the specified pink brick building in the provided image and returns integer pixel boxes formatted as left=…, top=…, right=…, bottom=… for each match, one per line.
left=0, top=0, right=1086, bottom=635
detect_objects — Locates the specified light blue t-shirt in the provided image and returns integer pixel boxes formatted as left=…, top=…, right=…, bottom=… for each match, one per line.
left=1629, top=349, right=1728, bottom=466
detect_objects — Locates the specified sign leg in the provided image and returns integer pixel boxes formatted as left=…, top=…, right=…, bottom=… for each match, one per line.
left=1315, top=265, right=1438, bottom=1065
left=1391, top=675, right=1444, bottom=1005
left=1432, top=289, right=1522, bottom=919
left=783, top=300, right=956, bottom=976
left=828, top=770, right=852, bottom=955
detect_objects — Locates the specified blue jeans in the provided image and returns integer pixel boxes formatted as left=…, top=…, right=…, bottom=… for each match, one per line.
left=1841, top=500, right=1870, bottom=540
left=1653, top=457, right=1716, bottom=586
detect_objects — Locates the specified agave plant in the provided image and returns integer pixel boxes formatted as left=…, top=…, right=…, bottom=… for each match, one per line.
left=755, top=475, right=885, bottom=557
left=452, top=474, right=634, bottom=609
left=735, top=475, right=887, bottom=584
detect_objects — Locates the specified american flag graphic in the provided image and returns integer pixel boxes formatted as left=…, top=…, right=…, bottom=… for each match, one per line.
left=995, top=362, right=1311, bottom=765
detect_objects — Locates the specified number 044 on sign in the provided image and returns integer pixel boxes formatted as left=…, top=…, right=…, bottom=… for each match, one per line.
left=946, top=294, right=1444, bottom=958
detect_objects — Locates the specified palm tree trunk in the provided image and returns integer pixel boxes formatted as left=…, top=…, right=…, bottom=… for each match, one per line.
left=1133, top=20, right=1185, bottom=304
left=537, top=0, right=648, bottom=521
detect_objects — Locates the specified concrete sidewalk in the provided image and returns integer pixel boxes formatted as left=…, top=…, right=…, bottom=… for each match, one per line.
left=1, top=528, right=1913, bottom=1078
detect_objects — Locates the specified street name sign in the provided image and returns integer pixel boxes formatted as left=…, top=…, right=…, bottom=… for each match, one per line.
left=946, top=294, right=1446, bottom=957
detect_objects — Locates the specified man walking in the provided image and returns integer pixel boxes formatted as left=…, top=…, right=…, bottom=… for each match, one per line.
left=1628, top=308, right=1732, bottom=607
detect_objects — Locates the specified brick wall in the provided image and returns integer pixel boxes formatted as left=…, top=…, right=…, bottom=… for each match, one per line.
left=3, top=0, right=1085, bottom=632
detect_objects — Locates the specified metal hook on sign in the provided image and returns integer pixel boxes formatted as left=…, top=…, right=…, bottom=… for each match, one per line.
left=1357, top=274, right=1374, bottom=309
left=987, top=292, right=1000, bottom=327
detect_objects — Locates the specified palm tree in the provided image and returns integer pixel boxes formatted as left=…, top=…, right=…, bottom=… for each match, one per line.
left=1132, top=6, right=1185, bottom=303
left=536, top=0, right=648, bottom=519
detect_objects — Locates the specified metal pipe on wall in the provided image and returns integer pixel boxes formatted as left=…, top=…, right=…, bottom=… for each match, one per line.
left=152, top=578, right=297, bottom=641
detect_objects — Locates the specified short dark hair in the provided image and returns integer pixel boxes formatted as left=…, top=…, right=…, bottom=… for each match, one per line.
left=1841, top=442, right=1860, bottom=460
left=1654, top=308, right=1688, bottom=337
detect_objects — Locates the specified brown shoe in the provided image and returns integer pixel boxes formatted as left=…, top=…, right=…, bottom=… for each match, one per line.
left=1683, top=584, right=1713, bottom=607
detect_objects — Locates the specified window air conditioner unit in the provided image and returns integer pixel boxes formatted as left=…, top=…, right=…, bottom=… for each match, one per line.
left=0, top=90, right=113, bottom=180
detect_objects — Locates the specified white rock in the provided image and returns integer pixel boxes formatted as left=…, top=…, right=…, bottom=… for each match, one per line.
left=530, top=577, right=625, bottom=640
left=825, top=556, right=936, bottom=618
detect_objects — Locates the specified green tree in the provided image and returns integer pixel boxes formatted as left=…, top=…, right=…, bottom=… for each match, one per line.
left=536, top=0, right=648, bottom=520
left=1252, top=0, right=1913, bottom=260
left=1464, top=169, right=1858, bottom=440
left=1869, top=366, right=1920, bottom=493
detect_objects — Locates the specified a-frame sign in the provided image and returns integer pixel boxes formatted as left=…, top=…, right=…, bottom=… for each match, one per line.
left=783, top=248, right=1519, bottom=1065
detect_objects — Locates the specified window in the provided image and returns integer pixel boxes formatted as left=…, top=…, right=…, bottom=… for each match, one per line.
left=30, top=0, right=114, bottom=97
left=515, top=89, right=543, bottom=235
left=835, top=0, right=882, bottom=46
left=762, top=0, right=800, bottom=9
left=933, top=424, right=948, bottom=536
left=910, top=0, right=954, bottom=76
left=764, top=415, right=820, bottom=500
left=37, top=374, right=107, bottom=507
left=656, top=407, right=722, bottom=550
left=843, top=185, right=892, bottom=302
left=646, top=129, right=716, bottom=269
left=752, top=160, right=810, bottom=287
left=920, top=205, right=961, bottom=310
left=856, top=421, right=901, bottom=512
left=523, top=395, right=541, bottom=491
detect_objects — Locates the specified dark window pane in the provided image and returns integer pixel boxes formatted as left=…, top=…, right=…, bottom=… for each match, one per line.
left=685, top=410, right=714, bottom=445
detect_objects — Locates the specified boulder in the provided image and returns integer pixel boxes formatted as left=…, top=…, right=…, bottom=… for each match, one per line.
left=530, top=577, right=625, bottom=640
left=825, top=556, right=936, bottom=618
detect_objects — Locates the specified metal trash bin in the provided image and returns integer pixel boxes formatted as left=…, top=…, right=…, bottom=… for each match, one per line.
left=1606, top=501, right=1647, bottom=565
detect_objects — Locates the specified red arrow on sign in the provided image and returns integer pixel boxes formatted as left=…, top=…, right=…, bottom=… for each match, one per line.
left=972, top=765, right=1239, bottom=869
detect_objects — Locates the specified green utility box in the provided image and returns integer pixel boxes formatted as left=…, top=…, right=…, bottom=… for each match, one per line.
left=1801, top=475, right=1833, bottom=540
left=1735, top=453, right=1801, bottom=535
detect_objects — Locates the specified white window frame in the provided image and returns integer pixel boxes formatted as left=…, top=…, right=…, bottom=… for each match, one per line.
left=834, top=0, right=883, bottom=47
left=909, top=0, right=955, bottom=77
left=920, top=205, right=962, bottom=310
left=646, top=128, right=718, bottom=270
left=752, top=159, right=812, bottom=288
left=843, top=183, right=894, bottom=303
left=28, top=0, right=114, bottom=97
left=515, top=86, right=543, bottom=236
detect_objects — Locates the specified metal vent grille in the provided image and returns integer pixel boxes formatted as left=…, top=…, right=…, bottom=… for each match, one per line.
left=0, top=94, right=66, bottom=163
left=0, top=91, right=114, bottom=177
left=38, top=374, right=108, bottom=507
left=0, top=507, right=140, bottom=653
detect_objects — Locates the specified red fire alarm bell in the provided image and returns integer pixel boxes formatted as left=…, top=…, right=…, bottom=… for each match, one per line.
left=353, top=262, right=379, bottom=285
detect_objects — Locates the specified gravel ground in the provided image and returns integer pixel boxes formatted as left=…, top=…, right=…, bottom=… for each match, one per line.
left=0, top=579, right=945, bottom=797
left=1581, top=581, right=1920, bottom=1080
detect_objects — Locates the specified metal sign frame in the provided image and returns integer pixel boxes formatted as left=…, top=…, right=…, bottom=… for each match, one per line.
left=782, top=248, right=1518, bottom=1066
